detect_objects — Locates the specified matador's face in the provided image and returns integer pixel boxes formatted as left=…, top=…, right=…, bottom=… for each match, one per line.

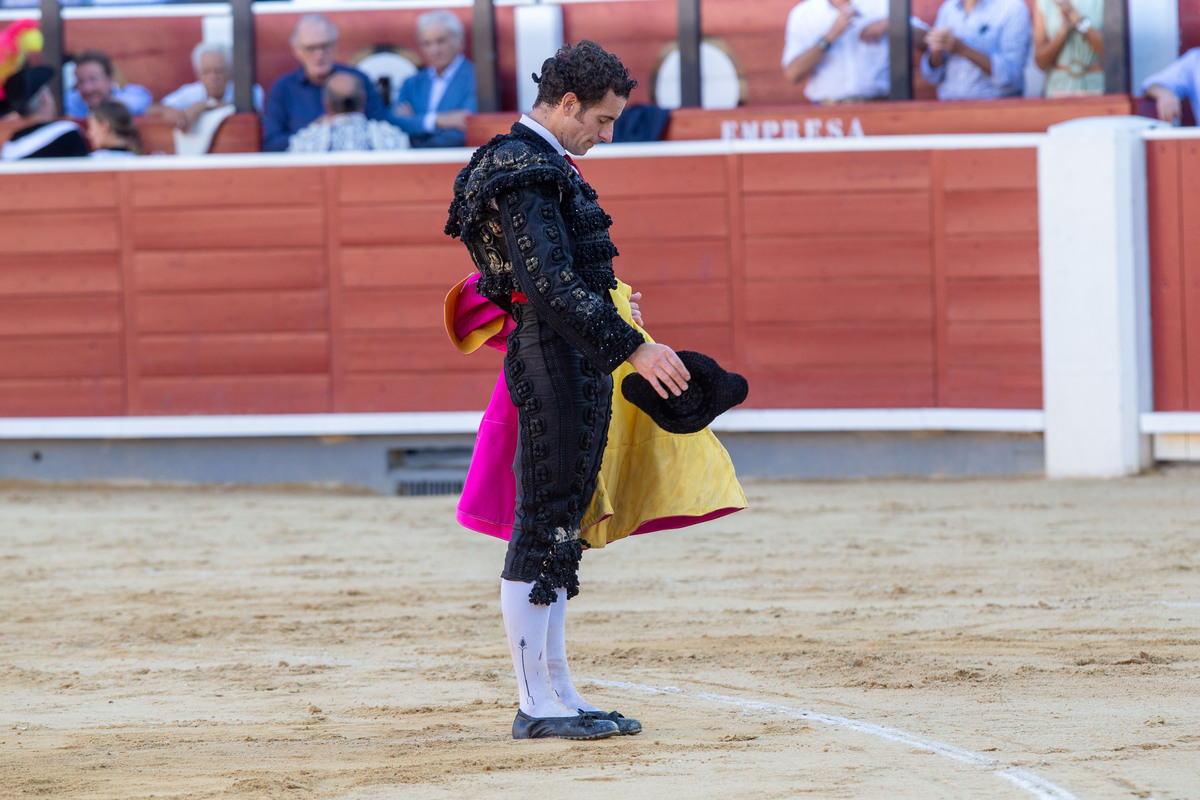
left=560, top=90, right=626, bottom=156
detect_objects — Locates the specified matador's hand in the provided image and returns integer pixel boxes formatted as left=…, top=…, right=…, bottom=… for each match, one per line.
left=628, top=342, right=690, bottom=399
left=628, top=291, right=644, bottom=327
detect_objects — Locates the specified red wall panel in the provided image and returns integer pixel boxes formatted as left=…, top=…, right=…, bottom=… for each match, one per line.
left=1147, top=140, right=1188, bottom=411
left=134, top=291, right=330, bottom=335
left=744, top=191, right=933, bottom=237
left=0, top=380, right=124, bottom=417
left=0, top=297, right=122, bottom=337
left=136, top=376, right=331, bottom=416
left=133, top=250, right=327, bottom=293
left=1181, top=0, right=1200, bottom=52
left=0, top=148, right=1053, bottom=418
left=931, top=147, right=1041, bottom=409
left=743, top=237, right=932, bottom=280
left=137, top=333, right=330, bottom=377
left=1180, top=141, right=1200, bottom=409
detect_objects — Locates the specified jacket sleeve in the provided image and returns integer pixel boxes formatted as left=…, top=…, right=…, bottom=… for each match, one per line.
left=261, top=81, right=291, bottom=152
left=496, top=182, right=645, bottom=374
left=389, top=76, right=429, bottom=135
left=411, top=127, right=466, bottom=148
left=363, top=75, right=387, bottom=121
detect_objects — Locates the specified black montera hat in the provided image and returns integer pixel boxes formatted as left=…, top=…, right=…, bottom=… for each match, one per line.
left=0, top=65, right=53, bottom=116
left=621, top=350, right=748, bottom=435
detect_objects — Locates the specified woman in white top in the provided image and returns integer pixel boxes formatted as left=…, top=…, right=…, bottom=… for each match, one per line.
left=1033, top=0, right=1105, bottom=96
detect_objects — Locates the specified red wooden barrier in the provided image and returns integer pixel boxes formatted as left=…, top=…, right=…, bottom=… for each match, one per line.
left=1148, top=137, right=1200, bottom=412
left=467, top=95, right=1135, bottom=147
left=0, top=145, right=1044, bottom=418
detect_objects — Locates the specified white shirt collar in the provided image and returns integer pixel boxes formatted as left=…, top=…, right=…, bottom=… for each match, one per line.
left=518, top=114, right=565, bottom=156
left=429, top=53, right=465, bottom=82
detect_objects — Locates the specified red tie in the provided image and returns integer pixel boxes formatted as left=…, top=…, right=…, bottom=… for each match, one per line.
left=563, top=153, right=582, bottom=178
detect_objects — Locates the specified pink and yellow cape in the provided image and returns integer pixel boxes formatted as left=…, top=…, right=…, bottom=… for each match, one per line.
left=444, top=274, right=747, bottom=550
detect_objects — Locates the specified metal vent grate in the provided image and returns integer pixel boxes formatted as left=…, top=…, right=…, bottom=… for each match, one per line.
left=387, top=447, right=473, bottom=496
left=395, top=478, right=466, bottom=497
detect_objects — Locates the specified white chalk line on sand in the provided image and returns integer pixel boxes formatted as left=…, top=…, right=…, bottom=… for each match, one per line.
left=590, top=680, right=1081, bottom=800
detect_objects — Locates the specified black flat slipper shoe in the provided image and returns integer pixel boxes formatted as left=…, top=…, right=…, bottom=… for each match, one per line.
left=512, top=710, right=620, bottom=740
left=580, top=709, right=642, bottom=736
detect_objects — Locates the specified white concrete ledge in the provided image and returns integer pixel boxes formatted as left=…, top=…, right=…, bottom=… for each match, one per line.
left=1140, top=412, right=1200, bottom=434
left=0, top=408, right=1044, bottom=440
left=712, top=409, right=1044, bottom=433
left=1141, top=127, right=1200, bottom=141
left=0, top=412, right=484, bottom=440
left=0, top=132, right=1045, bottom=175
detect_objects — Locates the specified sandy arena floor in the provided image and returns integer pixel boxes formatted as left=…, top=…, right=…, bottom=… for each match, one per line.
left=2, top=470, right=1198, bottom=799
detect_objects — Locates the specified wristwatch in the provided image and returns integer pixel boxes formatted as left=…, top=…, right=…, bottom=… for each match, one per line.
left=1075, top=18, right=1093, bottom=35
left=816, top=37, right=831, bottom=52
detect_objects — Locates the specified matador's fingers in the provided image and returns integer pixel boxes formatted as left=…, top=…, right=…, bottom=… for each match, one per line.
left=654, top=352, right=690, bottom=398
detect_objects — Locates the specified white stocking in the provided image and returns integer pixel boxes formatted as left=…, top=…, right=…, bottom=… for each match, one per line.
left=546, top=587, right=603, bottom=713
left=500, top=579, right=575, bottom=718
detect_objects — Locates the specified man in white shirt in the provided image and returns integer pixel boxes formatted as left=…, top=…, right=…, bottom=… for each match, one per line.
left=1141, top=48, right=1200, bottom=126
left=149, top=42, right=263, bottom=132
left=782, top=0, right=927, bottom=103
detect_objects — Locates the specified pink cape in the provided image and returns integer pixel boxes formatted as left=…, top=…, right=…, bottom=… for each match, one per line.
left=447, top=274, right=746, bottom=545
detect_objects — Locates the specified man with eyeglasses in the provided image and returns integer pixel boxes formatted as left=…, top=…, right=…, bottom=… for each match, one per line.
left=263, top=13, right=386, bottom=151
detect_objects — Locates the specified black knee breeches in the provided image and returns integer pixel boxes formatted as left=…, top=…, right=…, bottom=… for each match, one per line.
left=501, top=302, right=613, bottom=605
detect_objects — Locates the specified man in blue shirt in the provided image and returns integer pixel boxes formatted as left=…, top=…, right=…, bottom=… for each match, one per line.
left=262, top=14, right=386, bottom=152
left=64, top=50, right=151, bottom=119
left=390, top=10, right=476, bottom=148
left=1141, top=49, right=1200, bottom=126
left=921, top=0, right=1031, bottom=99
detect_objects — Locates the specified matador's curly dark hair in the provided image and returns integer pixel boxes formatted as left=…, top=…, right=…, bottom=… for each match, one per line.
left=532, top=40, right=637, bottom=112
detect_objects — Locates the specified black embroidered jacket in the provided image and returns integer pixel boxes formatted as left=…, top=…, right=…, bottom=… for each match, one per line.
left=445, top=123, right=646, bottom=374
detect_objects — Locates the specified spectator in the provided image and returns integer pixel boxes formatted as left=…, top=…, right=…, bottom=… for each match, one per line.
left=263, top=14, right=385, bottom=152
left=287, top=70, right=409, bottom=152
left=87, top=98, right=142, bottom=157
left=1, top=64, right=89, bottom=159
left=781, top=0, right=929, bottom=104
left=148, top=42, right=264, bottom=131
left=1141, top=49, right=1200, bottom=126
left=390, top=9, right=476, bottom=147
left=921, top=0, right=1031, bottom=100
left=65, top=50, right=151, bottom=118
left=1033, top=0, right=1104, bottom=96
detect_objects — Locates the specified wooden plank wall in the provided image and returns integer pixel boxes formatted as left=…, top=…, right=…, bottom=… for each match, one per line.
left=1182, top=0, right=1200, bottom=55
left=0, top=173, right=125, bottom=416
left=934, top=148, right=1041, bottom=407
left=585, top=155, right=737, bottom=366
left=729, top=147, right=1040, bottom=409
left=1147, top=138, right=1200, bottom=412
left=332, top=162, right=498, bottom=412
left=127, top=167, right=332, bottom=414
left=737, top=149, right=938, bottom=407
left=0, top=148, right=1045, bottom=418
